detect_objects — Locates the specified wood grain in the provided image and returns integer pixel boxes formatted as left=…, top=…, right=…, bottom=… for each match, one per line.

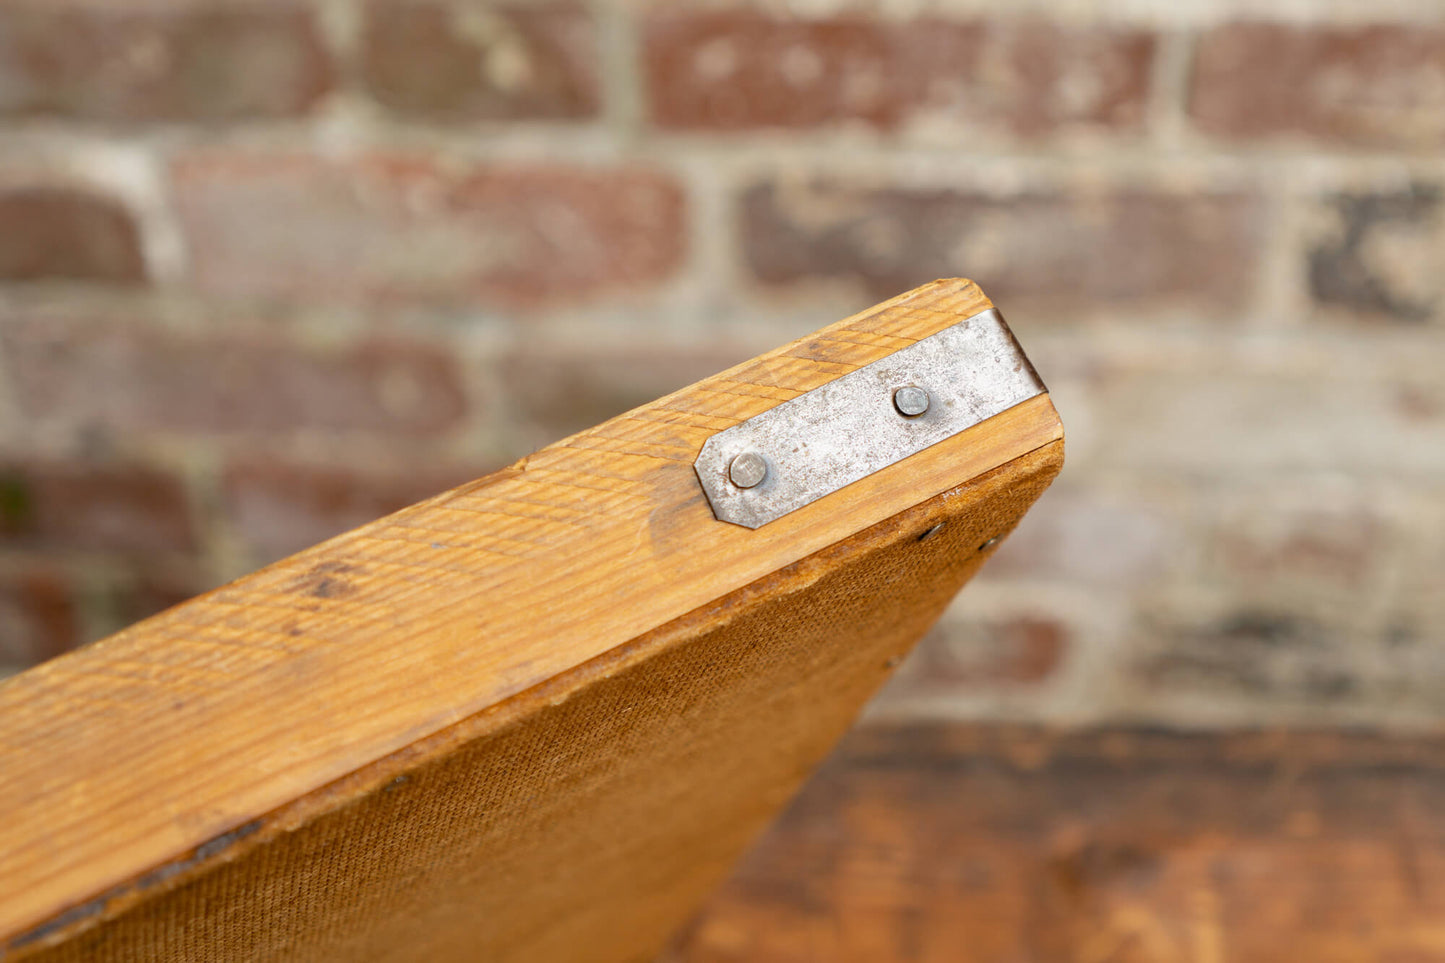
left=670, top=723, right=1445, bottom=963
left=0, top=279, right=1063, bottom=957
left=19, top=442, right=1064, bottom=963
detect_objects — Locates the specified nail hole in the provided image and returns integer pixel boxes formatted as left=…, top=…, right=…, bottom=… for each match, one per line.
left=918, top=523, right=945, bottom=542
left=978, top=536, right=1000, bottom=552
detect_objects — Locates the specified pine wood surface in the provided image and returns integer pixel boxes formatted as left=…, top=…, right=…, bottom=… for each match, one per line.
left=0, top=279, right=1064, bottom=958
left=670, top=723, right=1445, bottom=963
left=18, top=442, right=1063, bottom=963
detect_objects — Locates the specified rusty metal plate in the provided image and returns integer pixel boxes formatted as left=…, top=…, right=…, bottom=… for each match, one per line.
left=693, top=308, right=1046, bottom=529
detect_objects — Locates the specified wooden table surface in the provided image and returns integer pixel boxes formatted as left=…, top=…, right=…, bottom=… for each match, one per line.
left=669, top=722, right=1445, bottom=963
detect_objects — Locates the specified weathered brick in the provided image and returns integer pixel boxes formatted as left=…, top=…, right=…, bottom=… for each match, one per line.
left=1189, top=23, right=1445, bottom=147
left=888, top=615, right=1068, bottom=696
left=0, top=570, right=80, bottom=667
left=985, top=483, right=1179, bottom=589
left=644, top=13, right=1155, bottom=137
left=1209, top=496, right=1385, bottom=592
left=741, top=181, right=1263, bottom=312
left=1308, top=183, right=1443, bottom=323
left=1131, top=607, right=1361, bottom=704
left=1091, top=366, right=1445, bottom=479
left=0, top=459, right=195, bottom=554
left=0, top=188, right=146, bottom=283
left=223, top=458, right=488, bottom=562
left=171, top=152, right=686, bottom=307
left=0, top=318, right=470, bottom=437
left=360, top=2, right=598, bottom=121
left=499, top=346, right=747, bottom=447
left=1127, top=576, right=1445, bottom=716
left=0, top=5, right=333, bottom=122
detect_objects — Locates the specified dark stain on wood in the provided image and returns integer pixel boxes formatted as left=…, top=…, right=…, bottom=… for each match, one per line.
left=8, top=820, right=263, bottom=953
left=7, top=897, right=109, bottom=952
left=288, top=561, right=362, bottom=600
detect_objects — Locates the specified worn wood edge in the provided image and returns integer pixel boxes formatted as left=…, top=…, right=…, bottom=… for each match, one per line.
left=6, top=437, right=1065, bottom=959
left=0, top=279, right=1061, bottom=943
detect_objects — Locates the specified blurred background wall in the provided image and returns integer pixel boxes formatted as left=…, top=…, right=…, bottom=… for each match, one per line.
left=0, top=0, right=1441, bottom=733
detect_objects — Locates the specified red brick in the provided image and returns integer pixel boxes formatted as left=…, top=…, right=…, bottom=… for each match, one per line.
left=223, top=459, right=488, bottom=561
left=889, top=616, right=1068, bottom=694
left=0, top=460, right=195, bottom=554
left=360, top=2, right=598, bottom=121
left=1212, top=506, right=1383, bottom=590
left=0, top=188, right=146, bottom=283
left=499, top=346, right=748, bottom=446
left=985, top=484, right=1179, bottom=589
left=0, top=318, right=469, bottom=437
left=644, top=13, right=1155, bottom=136
left=0, top=5, right=333, bottom=122
left=0, top=570, right=80, bottom=667
left=171, top=152, right=687, bottom=307
left=741, top=181, right=1263, bottom=312
left=1189, top=23, right=1445, bottom=147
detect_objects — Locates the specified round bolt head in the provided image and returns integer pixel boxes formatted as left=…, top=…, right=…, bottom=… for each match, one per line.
left=728, top=451, right=768, bottom=489
left=893, top=385, right=930, bottom=417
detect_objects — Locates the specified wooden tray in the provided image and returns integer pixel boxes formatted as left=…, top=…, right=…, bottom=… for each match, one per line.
left=0, top=279, right=1063, bottom=963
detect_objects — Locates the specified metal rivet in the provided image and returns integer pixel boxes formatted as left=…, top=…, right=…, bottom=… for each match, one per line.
left=978, top=536, right=1000, bottom=552
left=728, top=451, right=768, bottom=489
left=918, top=523, right=946, bottom=542
left=893, top=385, right=930, bottom=417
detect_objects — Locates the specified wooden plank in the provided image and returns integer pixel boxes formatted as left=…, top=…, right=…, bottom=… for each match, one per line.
left=671, top=723, right=1445, bottom=963
left=0, top=279, right=1064, bottom=961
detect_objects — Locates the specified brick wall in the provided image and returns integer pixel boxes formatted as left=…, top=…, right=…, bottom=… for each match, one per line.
left=0, top=0, right=1440, bottom=731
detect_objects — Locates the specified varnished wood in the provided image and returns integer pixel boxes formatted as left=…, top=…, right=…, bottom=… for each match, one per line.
left=0, top=280, right=1064, bottom=960
left=671, top=723, right=1445, bottom=963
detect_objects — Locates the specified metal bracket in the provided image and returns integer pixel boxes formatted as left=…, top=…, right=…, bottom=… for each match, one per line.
left=693, top=308, right=1045, bottom=529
